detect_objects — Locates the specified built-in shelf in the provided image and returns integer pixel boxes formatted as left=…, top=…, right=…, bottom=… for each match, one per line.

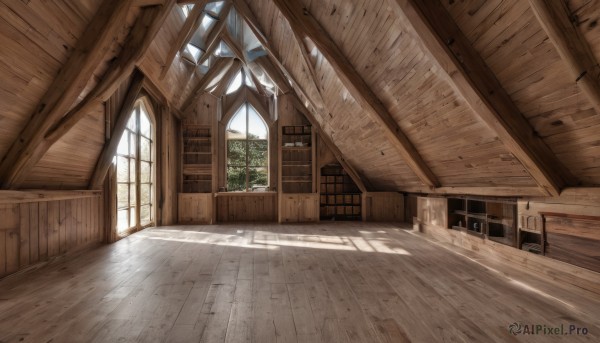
left=320, top=164, right=361, bottom=221
left=281, top=125, right=313, bottom=193
left=447, top=197, right=517, bottom=247
left=182, top=125, right=212, bottom=193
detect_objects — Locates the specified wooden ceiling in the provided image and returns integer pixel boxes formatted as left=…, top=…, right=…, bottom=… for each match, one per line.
left=1, top=0, right=599, bottom=195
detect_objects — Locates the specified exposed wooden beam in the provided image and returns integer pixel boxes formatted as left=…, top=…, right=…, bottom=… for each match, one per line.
left=291, top=95, right=368, bottom=193
left=0, top=0, right=133, bottom=190
left=245, top=66, right=268, bottom=96
left=197, top=2, right=232, bottom=65
left=246, top=87, right=271, bottom=122
left=401, top=186, right=547, bottom=198
left=89, top=71, right=145, bottom=190
left=253, top=56, right=290, bottom=94
left=221, top=30, right=246, bottom=63
left=46, top=1, right=176, bottom=145
left=181, top=57, right=235, bottom=113
left=134, top=0, right=165, bottom=6
left=0, top=190, right=102, bottom=204
left=272, top=0, right=440, bottom=189
left=389, top=0, right=577, bottom=196
left=212, top=61, right=243, bottom=97
left=528, top=0, right=600, bottom=116
left=231, top=0, right=368, bottom=191
left=160, top=0, right=209, bottom=79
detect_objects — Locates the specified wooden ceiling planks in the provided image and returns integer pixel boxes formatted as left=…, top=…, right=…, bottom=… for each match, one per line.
left=443, top=0, right=600, bottom=186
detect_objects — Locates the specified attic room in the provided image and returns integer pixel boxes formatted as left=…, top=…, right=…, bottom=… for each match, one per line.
left=0, top=0, right=599, bottom=341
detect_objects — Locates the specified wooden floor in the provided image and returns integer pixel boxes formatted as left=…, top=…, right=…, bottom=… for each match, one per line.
left=0, top=222, right=599, bottom=342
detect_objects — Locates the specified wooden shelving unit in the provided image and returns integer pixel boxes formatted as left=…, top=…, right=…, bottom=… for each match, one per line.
left=447, top=197, right=517, bottom=246
left=320, top=164, right=361, bottom=221
left=181, top=125, right=212, bottom=193
left=281, top=125, right=314, bottom=193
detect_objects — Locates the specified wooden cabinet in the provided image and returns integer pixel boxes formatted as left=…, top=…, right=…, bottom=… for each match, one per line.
left=279, top=194, right=319, bottom=223
left=447, top=197, right=517, bottom=246
left=181, top=125, right=212, bottom=193
left=178, top=193, right=212, bottom=224
left=319, top=164, right=362, bottom=221
left=281, top=125, right=315, bottom=193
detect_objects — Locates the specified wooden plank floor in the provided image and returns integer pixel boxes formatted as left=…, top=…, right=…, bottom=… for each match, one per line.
left=0, top=222, right=599, bottom=342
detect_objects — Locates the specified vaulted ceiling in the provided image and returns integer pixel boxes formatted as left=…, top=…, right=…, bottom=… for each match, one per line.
left=1, top=0, right=600, bottom=196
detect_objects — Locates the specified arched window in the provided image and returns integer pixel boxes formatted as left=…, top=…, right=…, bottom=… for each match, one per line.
left=115, top=100, right=155, bottom=233
left=226, top=103, right=268, bottom=191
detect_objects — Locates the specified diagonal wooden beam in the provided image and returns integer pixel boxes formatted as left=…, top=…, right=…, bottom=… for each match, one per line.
left=160, top=0, right=209, bottom=79
left=197, top=2, right=232, bottom=66
left=181, top=57, right=235, bottom=112
left=212, top=60, right=243, bottom=97
left=253, top=56, right=290, bottom=94
left=0, top=0, right=133, bottom=190
left=245, top=66, right=268, bottom=96
left=89, top=71, right=146, bottom=190
left=272, top=0, right=440, bottom=188
left=528, top=0, right=600, bottom=116
left=389, top=0, right=577, bottom=196
left=46, top=1, right=176, bottom=145
left=221, top=30, right=246, bottom=63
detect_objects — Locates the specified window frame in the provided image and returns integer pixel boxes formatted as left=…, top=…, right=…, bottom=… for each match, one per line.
left=225, top=102, right=270, bottom=192
left=115, top=98, right=156, bottom=235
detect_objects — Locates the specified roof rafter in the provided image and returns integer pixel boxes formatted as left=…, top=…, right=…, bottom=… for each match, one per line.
left=232, top=0, right=370, bottom=192
left=46, top=1, right=176, bottom=144
left=160, top=0, right=210, bottom=79
left=528, top=0, right=600, bottom=116
left=89, top=70, right=146, bottom=190
left=197, top=2, right=233, bottom=65
left=0, top=0, right=134, bottom=190
left=389, top=0, right=577, bottom=196
left=253, top=56, right=290, bottom=94
left=212, top=60, right=243, bottom=97
left=272, top=0, right=440, bottom=188
left=181, top=57, right=235, bottom=113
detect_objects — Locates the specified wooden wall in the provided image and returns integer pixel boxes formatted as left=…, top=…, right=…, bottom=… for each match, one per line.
left=0, top=195, right=103, bottom=279
left=216, top=193, right=277, bottom=222
left=178, top=193, right=212, bottom=224
left=364, top=192, right=405, bottom=222
left=279, top=194, right=319, bottom=223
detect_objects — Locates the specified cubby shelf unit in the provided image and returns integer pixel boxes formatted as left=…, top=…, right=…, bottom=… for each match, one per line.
left=447, top=197, right=517, bottom=246
left=281, top=125, right=314, bottom=193
left=320, top=164, right=361, bottom=221
left=181, top=125, right=212, bottom=193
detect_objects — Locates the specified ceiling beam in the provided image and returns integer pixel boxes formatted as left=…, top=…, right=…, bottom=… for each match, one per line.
left=197, top=2, right=232, bottom=65
left=0, top=0, right=134, bottom=190
left=528, top=0, right=600, bottom=116
left=389, top=0, right=577, bottom=196
left=46, top=2, right=176, bottom=145
left=160, top=0, right=209, bottom=79
left=89, top=71, right=145, bottom=190
left=253, top=56, right=290, bottom=94
left=271, top=0, right=440, bottom=189
left=181, top=57, right=235, bottom=113
left=212, top=60, right=243, bottom=97
left=232, top=0, right=369, bottom=191
left=246, top=66, right=269, bottom=96
left=221, top=30, right=246, bottom=63
left=400, top=186, right=548, bottom=198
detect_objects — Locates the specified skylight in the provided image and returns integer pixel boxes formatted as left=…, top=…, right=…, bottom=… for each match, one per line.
left=227, top=70, right=244, bottom=94
left=180, top=4, right=194, bottom=18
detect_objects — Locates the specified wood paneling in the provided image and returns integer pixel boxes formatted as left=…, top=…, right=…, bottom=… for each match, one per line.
left=416, top=196, right=447, bottom=228
left=0, top=195, right=103, bottom=280
left=216, top=193, right=277, bottom=222
left=443, top=0, right=600, bottom=185
left=365, top=192, right=404, bottom=222
left=178, top=193, right=212, bottom=224
left=278, top=193, right=319, bottom=223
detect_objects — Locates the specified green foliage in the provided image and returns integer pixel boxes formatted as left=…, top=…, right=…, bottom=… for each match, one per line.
left=227, top=139, right=268, bottom=191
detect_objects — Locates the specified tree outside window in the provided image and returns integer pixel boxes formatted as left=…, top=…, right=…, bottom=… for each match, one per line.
left=226, top=103, right=268, bottom=191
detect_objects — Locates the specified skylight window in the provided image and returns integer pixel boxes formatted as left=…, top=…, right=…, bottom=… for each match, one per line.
left=227, top=70, right=244, bottom=94
left=182, top=44, right=202, bottom=64
left=215, top=41, right=234, bottom=58
left=205, top=1, right=225, bottom=17
left=180, top=4, right=194, bottom=18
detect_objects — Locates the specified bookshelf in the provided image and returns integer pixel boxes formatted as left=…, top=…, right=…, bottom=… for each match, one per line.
left=181, top=125, right=212, bottom=193
left=281, top=125, right=313, bottom=193
left=320, top=164, right=361, bottom=221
